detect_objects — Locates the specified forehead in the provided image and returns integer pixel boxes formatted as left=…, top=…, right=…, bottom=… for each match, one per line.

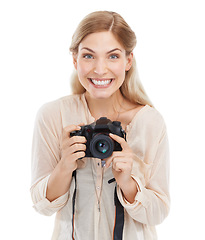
left=78, top=31, right=125, bottom=52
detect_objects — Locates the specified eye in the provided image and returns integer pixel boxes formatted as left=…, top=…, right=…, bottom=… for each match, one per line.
left=109, top=54, right=119, bottom=59
left=83, top=54, right=94, bottom=59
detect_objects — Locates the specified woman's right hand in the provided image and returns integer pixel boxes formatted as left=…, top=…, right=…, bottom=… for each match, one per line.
left=60, top=124, right=87, bottom=173
left=46, top=124, right=86, bottom=202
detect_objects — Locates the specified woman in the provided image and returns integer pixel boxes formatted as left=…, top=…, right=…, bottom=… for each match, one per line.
left=31, top=11, right=170, bottom=240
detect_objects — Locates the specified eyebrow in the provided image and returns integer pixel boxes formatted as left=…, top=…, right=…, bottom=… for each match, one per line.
left=80, top=47, right=122, bottom=54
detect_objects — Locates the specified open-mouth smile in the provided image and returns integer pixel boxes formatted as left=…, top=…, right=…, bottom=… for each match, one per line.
left=88, top=78, right=113, bottom=87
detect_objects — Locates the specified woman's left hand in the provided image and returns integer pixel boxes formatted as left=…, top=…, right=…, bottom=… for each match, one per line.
left=105, top=133, right=134, bottom=189
left=105, top=133, right=138, bottom=203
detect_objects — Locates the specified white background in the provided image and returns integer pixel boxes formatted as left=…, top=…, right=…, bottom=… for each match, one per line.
left=0, top=0, right=205, bottom=239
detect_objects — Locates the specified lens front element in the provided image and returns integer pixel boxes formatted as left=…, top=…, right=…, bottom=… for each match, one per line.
left=96, top=140, right=109, bottom=154
left=90, top=134, right=114, bottom=159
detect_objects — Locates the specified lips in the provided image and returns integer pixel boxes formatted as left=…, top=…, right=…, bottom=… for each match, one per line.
left=89, top=78, right=113, bottom=86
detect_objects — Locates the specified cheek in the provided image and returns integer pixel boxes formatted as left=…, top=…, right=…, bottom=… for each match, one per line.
left=77, top=61, right=92, bottom=76
left=112, top=62, right=127, bottom=77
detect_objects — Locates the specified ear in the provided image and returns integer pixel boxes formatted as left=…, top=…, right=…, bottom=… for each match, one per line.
left=125, top=52, right=133, bottom=71
left=72, top=53, right=78, bottom=70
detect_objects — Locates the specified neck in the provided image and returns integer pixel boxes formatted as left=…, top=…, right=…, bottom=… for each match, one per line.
left=85, top=91, right=124, bottom=120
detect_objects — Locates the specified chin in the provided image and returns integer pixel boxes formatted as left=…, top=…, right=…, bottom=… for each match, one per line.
left=91, top=92, right=112, bottom=99
left=85, top=83, right=122, bottom=100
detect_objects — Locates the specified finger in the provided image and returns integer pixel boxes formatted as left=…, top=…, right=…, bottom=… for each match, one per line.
left=70, top=143, right=86, bottom=153
left=105, top=151, right=133, bottom=168
left=62, top=124, right=81, bottom=140
left=113, top=159, right=132, bottom=172
left=62, top=145, right=86, bottom=160
left=104, top=156, right=113, bottom=168
left=69, top=135, right=87, bottom=145
left=113, top=162, right=125, bottom=172
left=104, top=151, right=125, bottom=168
left=72, top=151, right=86, bottom=160
left=109, top=133, right=128, bottom=150
left=104, top=153, right=117, bottom=168
left=62, top=136, right=86, bottom=150
left=63, top=125, right=81, bottom=139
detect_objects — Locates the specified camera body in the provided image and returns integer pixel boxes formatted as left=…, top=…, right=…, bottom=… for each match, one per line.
left=70, top=117, right=126, bottom=159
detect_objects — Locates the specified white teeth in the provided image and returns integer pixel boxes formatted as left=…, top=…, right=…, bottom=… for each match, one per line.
left=91, top=79, right=112, bottom=86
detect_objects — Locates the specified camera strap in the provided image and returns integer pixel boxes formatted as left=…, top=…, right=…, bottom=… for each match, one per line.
left=72, top=170, right=77, bottom=240
left=107, top=179, right=124, bottom=240
left=71, top=173, right=124, bottom=240
left=113, top=185, right=124, bottom=240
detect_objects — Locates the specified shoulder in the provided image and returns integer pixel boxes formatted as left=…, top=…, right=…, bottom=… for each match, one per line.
left=143, top=105, right=165, bottom=125
left=142, top=105, right=166, bottom=131
left=35, top=94, right=83, bottom=127
left=36, top=94, right=81, bottom=119
left=128, top=105, right=167, bottom=140
left=142, top=105, right=167, bottom=139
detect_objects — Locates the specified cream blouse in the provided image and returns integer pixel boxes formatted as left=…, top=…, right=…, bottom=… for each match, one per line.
left=30, top=93, right=170, bottom=240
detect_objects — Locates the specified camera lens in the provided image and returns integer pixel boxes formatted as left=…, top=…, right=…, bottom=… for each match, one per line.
left=90, top=134, right=114, bottom=159
left=96, top=140, right=109, bottom=154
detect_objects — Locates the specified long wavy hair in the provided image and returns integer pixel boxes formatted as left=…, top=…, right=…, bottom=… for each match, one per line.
left=69, top=11, right=153, bottom=107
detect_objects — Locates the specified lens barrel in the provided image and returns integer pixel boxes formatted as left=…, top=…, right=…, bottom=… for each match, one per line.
left=90, top=134, right=114, bottom=159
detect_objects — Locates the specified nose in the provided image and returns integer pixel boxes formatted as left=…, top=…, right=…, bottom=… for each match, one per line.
left=93, top=58, right=108, bottom=76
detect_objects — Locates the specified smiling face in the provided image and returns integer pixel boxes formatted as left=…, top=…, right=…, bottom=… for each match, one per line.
left=73, top=31, right=133, bottom=100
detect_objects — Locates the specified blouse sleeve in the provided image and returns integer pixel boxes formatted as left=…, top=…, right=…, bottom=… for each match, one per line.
left=30, top=102, right=69, bottom=216
left=30, top=175, right=69, bottom=216
left=117, top=122, right=170, bottom=226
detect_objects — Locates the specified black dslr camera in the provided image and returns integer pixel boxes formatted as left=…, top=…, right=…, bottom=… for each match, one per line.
left=70, top=117, right=126, bottom=159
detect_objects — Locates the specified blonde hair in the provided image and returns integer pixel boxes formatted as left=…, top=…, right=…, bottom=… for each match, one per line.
left=69, top=11, right=153, bottom=107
